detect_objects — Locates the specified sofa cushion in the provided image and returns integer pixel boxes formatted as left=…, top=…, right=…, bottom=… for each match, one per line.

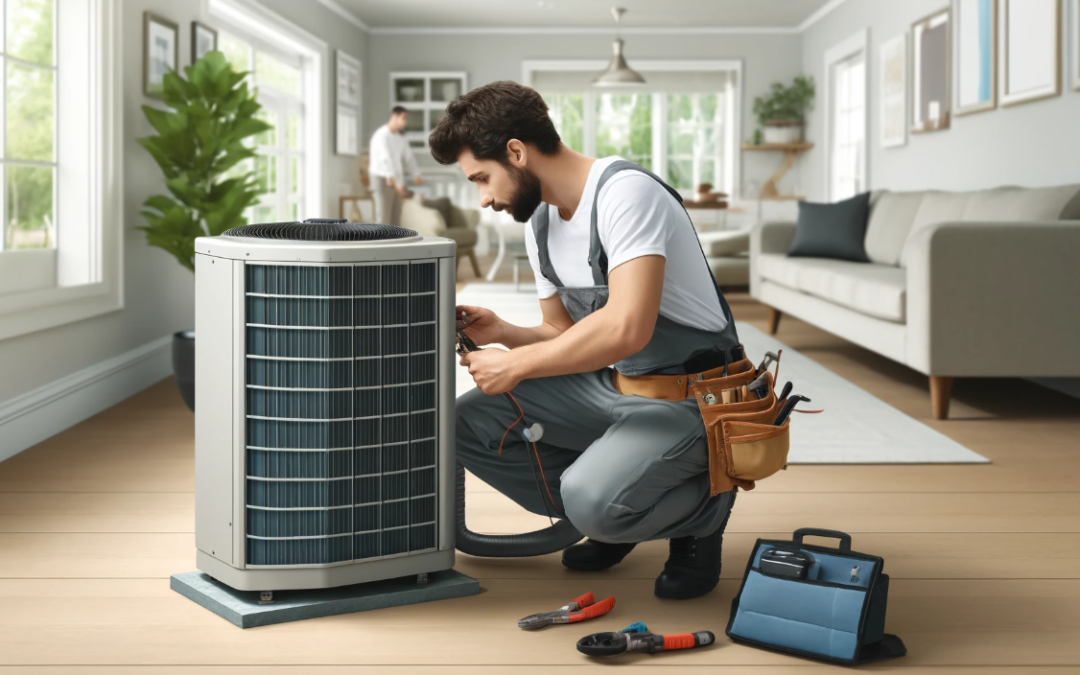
left=899, top=190, right=974, bottom=266
left=698, top=230, right=750, bottom=257
left=757, top=253, right=907, bottom=323
left=962, top=184, right=1080, bottom=221
left=788, top=192, right=871, bottom=262
left=864, top=190, right=925, bottom=266
left=421, top=196, right=452, bottom=229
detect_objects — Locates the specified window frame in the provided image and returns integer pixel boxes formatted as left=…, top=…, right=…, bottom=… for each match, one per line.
left=0, top=0, right=122, bottom=341
left=824, top=29, right=869, bottom=202
left=523, top=59, right=742, bottom=198
left=209, top=0, right=326, bottom=219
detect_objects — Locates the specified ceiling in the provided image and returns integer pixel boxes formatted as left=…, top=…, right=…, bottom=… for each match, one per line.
left=334, top=0, right=837, bottom=30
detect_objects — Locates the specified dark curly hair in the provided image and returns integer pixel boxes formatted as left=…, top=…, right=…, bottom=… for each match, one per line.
left=428, top=81, right=562, bottom=165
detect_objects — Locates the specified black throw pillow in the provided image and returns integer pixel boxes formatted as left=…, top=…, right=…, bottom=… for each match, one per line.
left=787, top=191, right=871, bottom=262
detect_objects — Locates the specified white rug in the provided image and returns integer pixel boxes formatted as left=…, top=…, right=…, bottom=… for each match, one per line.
left=455, top=283, right=988, bottom=464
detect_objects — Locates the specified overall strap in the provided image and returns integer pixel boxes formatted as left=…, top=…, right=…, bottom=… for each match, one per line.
left=588, top=160, right=683, bottom=286
left=529, top=203, right=564, bottom=287
left=587, top=160, right=737, bottom=330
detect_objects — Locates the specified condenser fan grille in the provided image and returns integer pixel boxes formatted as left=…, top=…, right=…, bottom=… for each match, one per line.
left=244, top=261, right=440, bottom=566
left=224, top=219, right=418, bottom=241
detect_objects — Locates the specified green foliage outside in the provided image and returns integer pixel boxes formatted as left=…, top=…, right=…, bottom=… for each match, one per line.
left=138, top=51, right=272, bottom=272
left=753, top=75, right=815, bottom=127
left=596, top=94, right=652, bottom=168
left=5, top=0, right=55, bottom=250
left=667, top=93, right=721, bottom=190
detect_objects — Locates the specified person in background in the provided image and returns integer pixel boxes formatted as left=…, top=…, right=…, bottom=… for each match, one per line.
left=368, top=105, right=422, bottom=225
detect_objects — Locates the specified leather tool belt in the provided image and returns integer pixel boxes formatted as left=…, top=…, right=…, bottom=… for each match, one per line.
left=612, top=349, right=790, bottom=496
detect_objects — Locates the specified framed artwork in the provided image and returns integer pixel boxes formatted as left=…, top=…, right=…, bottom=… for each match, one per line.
left=143, top=12, right=178, bottom=99
left=954, top=0, right=997, bottom=114
left=336, top=51, right=362, bottom=156
left=912, top=8, right=951, bottom=133
left=880, top=33, right=908, bottom=148
left=1000, top=0, right=1061, bottom=106
left=192, top=21, right=218, bottom=64
left=336, top=106, right=358, bottom=156
left=1074, top=0, right=1080, bottom=90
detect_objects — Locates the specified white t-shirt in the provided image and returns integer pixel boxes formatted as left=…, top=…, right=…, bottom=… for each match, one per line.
left=524, top=156, right=727, bottom=332
left=367, top=124, right=420, bottom=185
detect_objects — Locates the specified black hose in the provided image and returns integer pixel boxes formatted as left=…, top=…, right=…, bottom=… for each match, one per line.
left=455, top=463, right=583, bottom=557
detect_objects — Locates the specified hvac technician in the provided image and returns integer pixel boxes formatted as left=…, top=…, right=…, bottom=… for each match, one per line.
left=368, top=106, right=422, bottom=226
left=429, top=81, right=740, bottom=600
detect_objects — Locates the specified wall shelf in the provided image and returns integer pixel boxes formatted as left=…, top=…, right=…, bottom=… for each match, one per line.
left=390, top=72, right=468, bottom=150
left=741, top=142, right=814, bottom=199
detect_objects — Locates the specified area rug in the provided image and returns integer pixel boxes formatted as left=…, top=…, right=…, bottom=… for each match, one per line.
left=455, top=283, right=988, bottom=464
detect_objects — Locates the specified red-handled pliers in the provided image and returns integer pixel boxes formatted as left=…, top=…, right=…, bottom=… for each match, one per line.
left=517, top=592, right=616, bottom=629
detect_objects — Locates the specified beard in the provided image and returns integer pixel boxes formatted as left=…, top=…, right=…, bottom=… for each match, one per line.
left=494, top=164, right=543, bottom=223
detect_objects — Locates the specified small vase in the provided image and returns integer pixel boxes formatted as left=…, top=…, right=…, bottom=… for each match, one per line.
left=172, top=330, right=195, bottom=412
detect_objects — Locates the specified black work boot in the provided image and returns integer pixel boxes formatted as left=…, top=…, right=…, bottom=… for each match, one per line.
left=654, top=509, right=732, bottom=599
left=562, top=539, right=637, bottom=572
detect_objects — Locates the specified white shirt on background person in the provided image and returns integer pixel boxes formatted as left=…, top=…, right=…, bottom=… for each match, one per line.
left=368, top=123, right=420, bottom=186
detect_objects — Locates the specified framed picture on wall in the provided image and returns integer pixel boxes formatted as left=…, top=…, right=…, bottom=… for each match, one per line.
left=912, top=8, right=951, bottom=133
left=954, top=0, right=997, bottom=114
left=1074, top=0, right=1080, bottom=90
left=336, top=50, right=362, bottom=156
left=143, top=12, right=178, bottom=99
left=880, top=33, right=908, bottom=147
left=1000, top=0, right=1061, bottom=106
left=192, top=21, right=218, bottom=64
left=337, top=106, right=358, bottom=156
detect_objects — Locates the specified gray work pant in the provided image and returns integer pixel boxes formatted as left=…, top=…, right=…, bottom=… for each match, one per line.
left=456, top=368, right=735, bottom=543
left=373, top=180, right=402, bottom=225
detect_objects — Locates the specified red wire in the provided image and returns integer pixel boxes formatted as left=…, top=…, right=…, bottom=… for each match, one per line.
left=504, top=391, right=565, bottom=515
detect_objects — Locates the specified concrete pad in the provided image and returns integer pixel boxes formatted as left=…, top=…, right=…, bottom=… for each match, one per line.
left=171, top=569, right=480, bottom=628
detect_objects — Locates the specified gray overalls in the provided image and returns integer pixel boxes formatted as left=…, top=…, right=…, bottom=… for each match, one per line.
left=456, top=161, right=740, bottom=543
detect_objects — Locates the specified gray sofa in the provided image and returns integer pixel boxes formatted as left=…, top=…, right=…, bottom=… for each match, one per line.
left=750, top=184, right=1080, bottom=419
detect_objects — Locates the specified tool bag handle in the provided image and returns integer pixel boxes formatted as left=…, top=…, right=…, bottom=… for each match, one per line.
left=792, top=528, right=852, bottom=552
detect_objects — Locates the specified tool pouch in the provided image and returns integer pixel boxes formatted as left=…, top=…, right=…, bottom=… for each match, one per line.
left=691, top=363, right=790, bottom=496
left=727, top=528, right=907, bottom=665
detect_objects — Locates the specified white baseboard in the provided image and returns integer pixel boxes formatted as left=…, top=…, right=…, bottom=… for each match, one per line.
left=0, top=335, right=174, bottom=464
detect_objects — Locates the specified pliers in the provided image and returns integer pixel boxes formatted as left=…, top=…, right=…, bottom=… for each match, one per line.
left=577, top=622, right=715, bottom=656
left=517, top=592, right=616, bottom=629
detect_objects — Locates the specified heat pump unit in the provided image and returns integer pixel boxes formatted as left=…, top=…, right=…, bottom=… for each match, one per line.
left=193, top=220, right=457, bottom=591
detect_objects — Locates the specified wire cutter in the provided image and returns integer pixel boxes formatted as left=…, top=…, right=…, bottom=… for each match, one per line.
left=577, top=622, right=715, bottom=656
left=517, top=592, right=616, bottom=629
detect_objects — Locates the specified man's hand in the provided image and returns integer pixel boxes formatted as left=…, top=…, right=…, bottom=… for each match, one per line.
left=413, top=175, right=423, bottom=186
left=460, top=348, right=521, bottom=395
left=396, top=186, right=414, bottom=199
left=456, top=304, right=504, bottom=347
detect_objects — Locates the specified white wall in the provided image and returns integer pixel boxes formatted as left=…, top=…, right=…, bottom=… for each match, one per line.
left=800, top=0, right=1080, bottom=200
left=364, top=31, right=805, bottom=194
left=0, top=0, right=367, bottom=404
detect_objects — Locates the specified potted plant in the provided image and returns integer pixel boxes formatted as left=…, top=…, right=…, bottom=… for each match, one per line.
left=138, top=51, right=271, bottom=411
left=753, top=75, right=815, bottom=144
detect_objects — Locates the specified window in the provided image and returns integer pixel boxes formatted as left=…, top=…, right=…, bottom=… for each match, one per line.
left=534, top=62, right=739, bottom=196
left=0, top=0, right=122, bottom=340
left=220, top=32, right=305, bottom=223
left=595, top=93, right=652, bottom=168
left=666, top=93, right=727, bottom=192
left=830, top=53, right=866, bottom=201
left=3, top=0, right=54, bottom=252
left=825, top=30, right=868, bottom=202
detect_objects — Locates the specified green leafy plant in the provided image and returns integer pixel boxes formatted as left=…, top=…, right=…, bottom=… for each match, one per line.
left=138, top=51, right=272, bottom=272
left=753, top=75, right=816, bottom=127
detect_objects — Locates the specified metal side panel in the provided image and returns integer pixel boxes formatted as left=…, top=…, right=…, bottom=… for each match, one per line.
left=437, top=257, right=456, bottom=552
left=195, top=254, right=236, bottom=566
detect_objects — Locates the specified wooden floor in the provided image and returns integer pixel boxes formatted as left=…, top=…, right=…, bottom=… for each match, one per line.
left=1, top=261, right=1078, bottom=673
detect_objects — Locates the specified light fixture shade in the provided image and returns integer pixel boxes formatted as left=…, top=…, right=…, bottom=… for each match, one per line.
left=593, top=38, right=646, bottom=86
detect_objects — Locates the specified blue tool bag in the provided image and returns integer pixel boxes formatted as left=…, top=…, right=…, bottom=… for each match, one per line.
left=727, top=528, right=906, bottom=664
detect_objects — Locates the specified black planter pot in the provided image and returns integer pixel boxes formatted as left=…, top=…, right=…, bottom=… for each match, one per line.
left=173, top=330, right=195, bottom=412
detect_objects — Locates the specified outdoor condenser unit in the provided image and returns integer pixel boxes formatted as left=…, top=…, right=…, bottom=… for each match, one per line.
left=193, top=220, right=457, bottom=592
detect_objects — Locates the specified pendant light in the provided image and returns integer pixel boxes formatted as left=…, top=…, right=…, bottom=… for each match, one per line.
left=593, top=7, right=646, bottom=87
